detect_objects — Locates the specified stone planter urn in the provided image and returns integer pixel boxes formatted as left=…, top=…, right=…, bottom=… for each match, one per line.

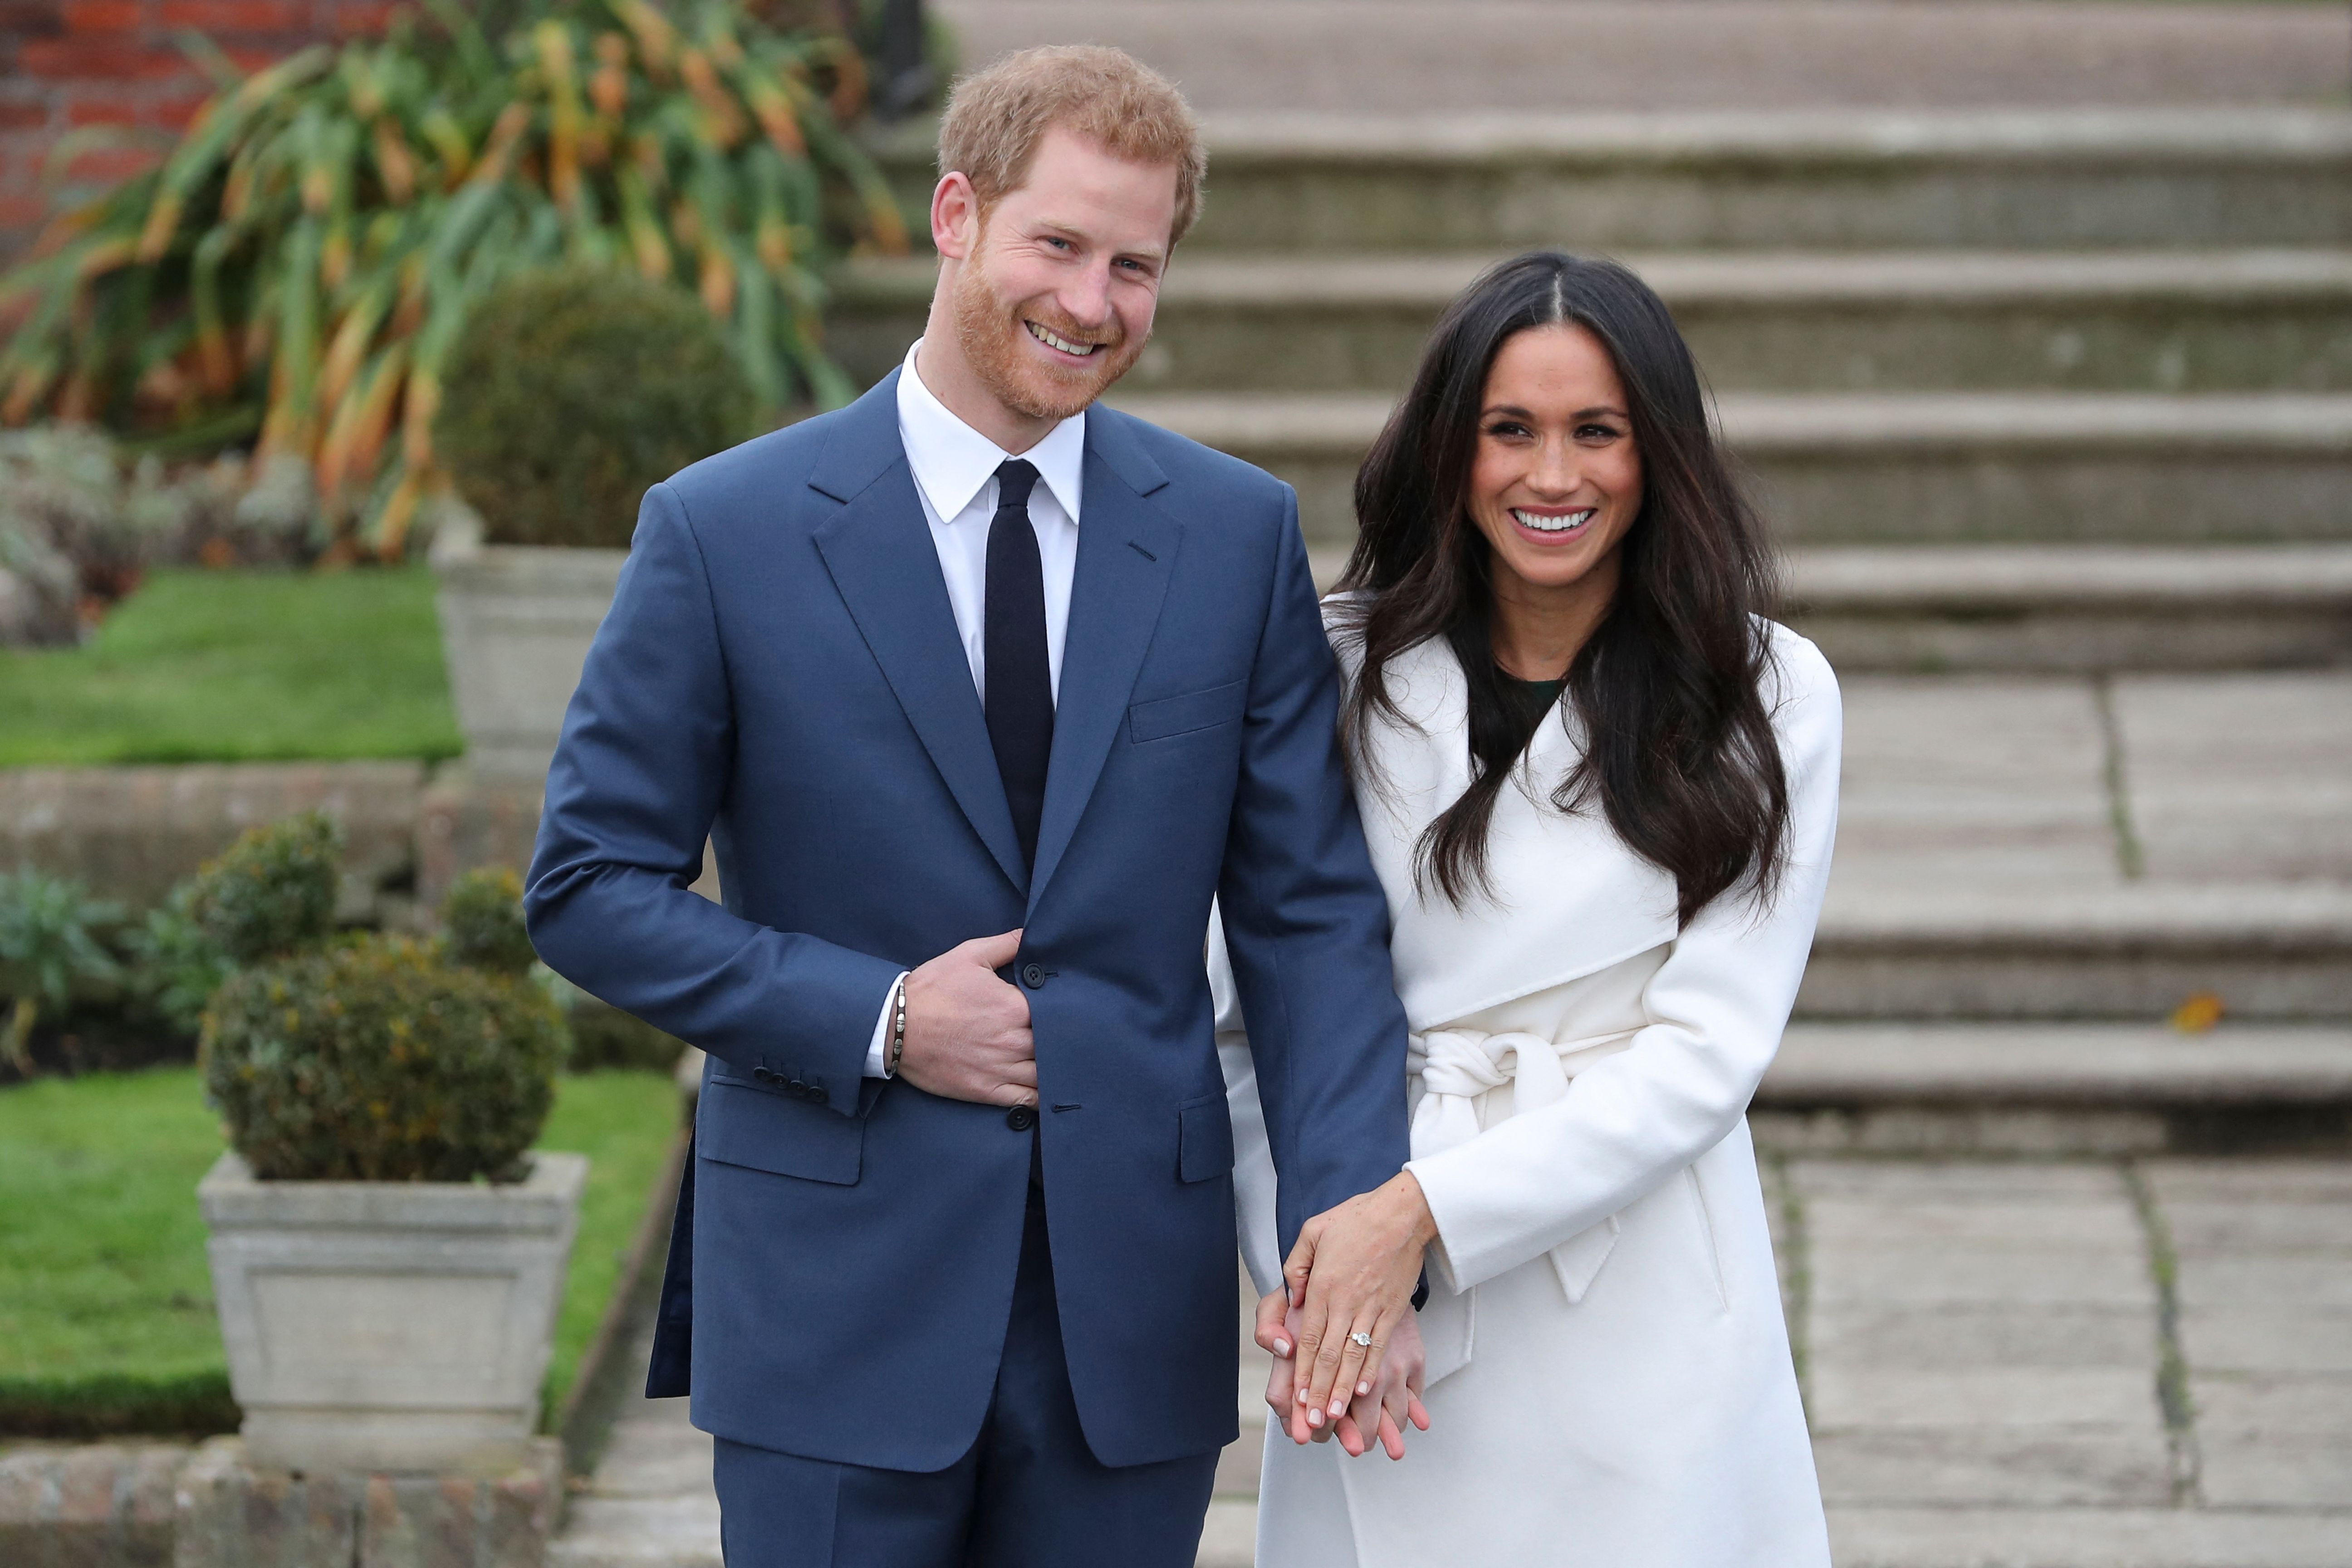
left=197, top=1149, right=588, bottom=1475
left=432, top=522, right=625, bottom=784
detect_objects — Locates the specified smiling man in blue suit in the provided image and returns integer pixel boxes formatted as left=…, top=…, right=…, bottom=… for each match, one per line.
left=526, top=44, right=1417, bottom=1568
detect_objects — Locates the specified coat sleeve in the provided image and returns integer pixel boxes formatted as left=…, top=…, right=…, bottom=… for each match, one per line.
left=1216, top=490, right=1413, bottom=1251
left=1405, top=632, right=1843, bottom=1292
left=524, top=481, right=902, bottom=1112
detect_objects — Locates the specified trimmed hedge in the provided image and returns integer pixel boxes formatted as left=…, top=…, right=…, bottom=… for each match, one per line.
left=437, top=264, right=762, bottom=551
left=203, top=937, right=566, bottom=1182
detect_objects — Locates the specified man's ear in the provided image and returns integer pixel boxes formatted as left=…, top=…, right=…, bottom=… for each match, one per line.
left=931, top=172, right=981, bottom=261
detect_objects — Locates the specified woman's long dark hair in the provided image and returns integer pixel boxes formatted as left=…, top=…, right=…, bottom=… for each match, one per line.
left=1334, top=252, right=1789, bottom=926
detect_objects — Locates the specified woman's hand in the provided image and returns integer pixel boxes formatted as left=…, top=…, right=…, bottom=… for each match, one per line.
left=1284, top=1171, right=1439, bottom=1434
left=1259, top=1285, right=1432, bottom=1458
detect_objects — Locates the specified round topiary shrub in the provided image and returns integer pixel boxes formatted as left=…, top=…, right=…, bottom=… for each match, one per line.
left=440, top=866, right=536, bottom=976
left=202, top=936, right=566, bottom=1182
left=436, top=264, right=763, bottom=550
left=187, top=812, right=341, bottom=966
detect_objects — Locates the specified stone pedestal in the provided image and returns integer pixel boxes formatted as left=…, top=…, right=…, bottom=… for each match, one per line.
left=433, top=544, right=626, bottom=785
left=197, top=1152, right=588, bottom=1477
left=172, top=1436, right=562, bottom=1568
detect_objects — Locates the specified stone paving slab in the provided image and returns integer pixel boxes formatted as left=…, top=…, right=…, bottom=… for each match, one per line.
left=1828, top=1505, right=2352, bottom=1568
left=1832, top=676, right=2121, bottom=889
left=933, top=1, right=2352, bottom=112
left=2115, top=673, right=2352, bottom=882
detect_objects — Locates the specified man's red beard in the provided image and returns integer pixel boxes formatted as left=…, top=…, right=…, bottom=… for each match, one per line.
left=949, top=235, right=1148, bottom=422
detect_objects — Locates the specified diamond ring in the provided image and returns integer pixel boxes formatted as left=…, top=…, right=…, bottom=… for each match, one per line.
left=1350, top=1331, right=1373, bottom=1348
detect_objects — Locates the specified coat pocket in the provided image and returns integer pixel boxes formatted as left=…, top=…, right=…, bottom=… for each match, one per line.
left=1129, top=680, right=1248, bottom=744
left=1177, top=1091, right=1235, bottom=1182
left=1684, top=1164, right=1732, bottom=1313
left=698, top=1074, right=864, bottom=1185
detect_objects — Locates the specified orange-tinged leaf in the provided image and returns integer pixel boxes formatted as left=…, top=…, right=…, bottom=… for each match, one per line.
left=372, top=117, right=417, bottom=205
left=371, top=468, right=424, bottom=562
left=135, top=188, right=184, bottom=263
left=698, top=242, right=735, bottom=317
left=2171, top=991, right=2225, bottom=1033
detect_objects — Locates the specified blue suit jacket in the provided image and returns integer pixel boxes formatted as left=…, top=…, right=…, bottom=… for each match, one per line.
left=525, top=370, right=1410, bottom=1471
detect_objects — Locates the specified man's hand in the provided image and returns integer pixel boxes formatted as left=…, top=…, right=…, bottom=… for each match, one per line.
left=894, top=929, right=1036, bottom=1106
left=1284, top=1172, right=1437, bottom=1433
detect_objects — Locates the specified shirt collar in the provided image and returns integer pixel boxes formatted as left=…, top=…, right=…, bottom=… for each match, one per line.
left=897, top=339, right=1085, bottom=525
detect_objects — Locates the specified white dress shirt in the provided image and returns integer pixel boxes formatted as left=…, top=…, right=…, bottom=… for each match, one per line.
left=863, top=339, right=1087, bottom=1075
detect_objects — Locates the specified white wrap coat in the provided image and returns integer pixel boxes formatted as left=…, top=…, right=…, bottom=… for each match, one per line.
left=1216, top=612, right=1842, bottom=1568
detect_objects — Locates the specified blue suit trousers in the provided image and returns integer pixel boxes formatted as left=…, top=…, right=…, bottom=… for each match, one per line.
left=712, top=1169, right=1220, bottom=1568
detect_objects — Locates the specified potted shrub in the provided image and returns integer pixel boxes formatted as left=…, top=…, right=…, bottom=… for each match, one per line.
left=193, top=819, right=576, bottom=1474
left=430, top=263, right=762, bottom=781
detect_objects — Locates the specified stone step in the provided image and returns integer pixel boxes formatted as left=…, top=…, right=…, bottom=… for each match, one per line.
left=933, top=0, right=2348, bottom=117
left=1799, top=884, right=2352, bottom=1023
left=1107, top=390, right=2352, bottom=546
left=1785, top=545, right=2352, bottom=672
left=1757, top=1022, right=2352, bottom=1155
left=872, top=109, right=2352, bottom=253
left=836, top=250, right=2352, bottom=396
left=1300, top=545, right=2352, bottom=672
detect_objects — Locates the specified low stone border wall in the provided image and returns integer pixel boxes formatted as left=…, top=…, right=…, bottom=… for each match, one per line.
left=0, top=761, right=541, bottom=922
left=0, top=1442, right=183, bottom=1568
left=0, top=1409, right=568, bottom=1568
left=0, top=760, right=717, bottom=924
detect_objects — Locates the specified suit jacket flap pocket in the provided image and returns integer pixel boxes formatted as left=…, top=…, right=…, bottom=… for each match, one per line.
left=1178, top=1091, right=1235, bottom=1182
left=699, top=1075, right=863, bottom=1185
left=1130, top=680, right=1247, bottom=744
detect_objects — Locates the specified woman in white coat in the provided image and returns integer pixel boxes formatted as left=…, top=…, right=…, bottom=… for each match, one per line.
left=1216, top=252, right=1842, bottom=1567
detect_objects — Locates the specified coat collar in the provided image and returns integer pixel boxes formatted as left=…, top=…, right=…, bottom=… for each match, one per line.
left=1025, top=411, right=1178, bottom=910
left=1351, top=634, right=1679, bottom=1029
left=810, top=370, right=1029, bottom=893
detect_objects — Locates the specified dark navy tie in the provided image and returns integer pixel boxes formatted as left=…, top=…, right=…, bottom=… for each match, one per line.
left=985, top=459, right=1053, bottom=872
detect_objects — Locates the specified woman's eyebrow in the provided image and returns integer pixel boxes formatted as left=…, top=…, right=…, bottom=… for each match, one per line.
left=1480, top=403, right=1628, bottom=420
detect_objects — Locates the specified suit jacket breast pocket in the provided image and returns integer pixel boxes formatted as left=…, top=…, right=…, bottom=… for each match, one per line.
left=1129, top=680, right=1248, bottom=745
left=698, top=1075, right=864, bottom=1184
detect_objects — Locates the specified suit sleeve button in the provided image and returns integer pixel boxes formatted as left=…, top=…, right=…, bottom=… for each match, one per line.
left=1006, top=1105, right=1036, bottom=1132
left=1021, top=962, right=1046, bottom=989
left=751, top=1067, right=774, bottom=1084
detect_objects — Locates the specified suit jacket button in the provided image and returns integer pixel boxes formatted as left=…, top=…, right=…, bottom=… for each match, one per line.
left=1021, top=962, right=1046, bottom=989
left=1006, top=1105, right=1037, bottom=1132
left=752, top=1067, right=774, bottom=1084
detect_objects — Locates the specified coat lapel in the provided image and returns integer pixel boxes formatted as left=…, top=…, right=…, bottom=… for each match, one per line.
left=1026, top=413, right=1179, bottom=910
left=809, top=371, right=1029, bottom=895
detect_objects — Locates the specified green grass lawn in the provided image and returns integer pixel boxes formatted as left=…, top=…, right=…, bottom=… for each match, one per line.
left=0, top=567, right=462, bottom=768
left=0, top=1066, right=680, bottom=1438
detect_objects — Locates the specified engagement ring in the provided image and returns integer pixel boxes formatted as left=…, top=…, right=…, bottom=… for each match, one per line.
left=1350, top=1331, right=1374, bottom=1348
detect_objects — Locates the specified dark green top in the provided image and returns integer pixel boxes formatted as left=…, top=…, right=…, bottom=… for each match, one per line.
left=1505, top=672, right=1568, bottom=733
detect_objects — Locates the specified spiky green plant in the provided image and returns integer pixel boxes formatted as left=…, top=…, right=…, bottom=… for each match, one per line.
left=0, top=0, right=908, bottom=559
left=0, top=870, right=125, bottom=1076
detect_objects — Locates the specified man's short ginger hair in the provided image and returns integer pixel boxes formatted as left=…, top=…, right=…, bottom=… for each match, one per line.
left=937, top=45, right=1206, bottom=246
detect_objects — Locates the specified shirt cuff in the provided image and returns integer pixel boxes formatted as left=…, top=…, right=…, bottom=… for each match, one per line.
left=864, top=972, right=910, bottom=1078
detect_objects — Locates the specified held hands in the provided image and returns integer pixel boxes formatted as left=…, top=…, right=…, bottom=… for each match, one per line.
left=1259, top=1290, right=1430, bottom=1459
left=1254, top=1171, right=1438, bottom=1459
left=896, top=929, right=1039, bottom=1107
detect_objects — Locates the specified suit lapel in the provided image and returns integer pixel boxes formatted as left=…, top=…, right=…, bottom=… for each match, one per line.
left=810, top=372, right=1029, bottom=895
left=1027, top=414, right=1180, bottom=911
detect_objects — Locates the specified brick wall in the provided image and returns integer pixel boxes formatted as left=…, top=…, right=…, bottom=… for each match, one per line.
left=0, top=0, right=394, bottom=259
